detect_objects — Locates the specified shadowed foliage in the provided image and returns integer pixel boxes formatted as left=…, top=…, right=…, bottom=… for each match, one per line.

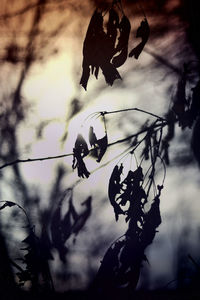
left=0, top=1, right=200, bottom=300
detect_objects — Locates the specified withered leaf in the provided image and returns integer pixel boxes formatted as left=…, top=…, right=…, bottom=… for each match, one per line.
left=112, top=15, right=131, bottom=68
left=96, top=133, right=108, bottom=162
left=72, top=148, right=90, bottom=178
left=80, top=10, right=105, bottom=90
left=106, top=8, right=119, bottom=58
left=108, top=164, right=124, bottom=221
left=101, top=61, right=121, bottom=86
left=141, top=195, right=161, bottom=246
left=80, top=8, right=122, bottom=89
left=72, top=134, right=90, bottom=178
left=89, top=126, right=97, bottom=148
left=74, top=134, right=89, bottom=157
left=94, top=239, right=125, bottom=291
left=129, top=18, right=150, bottom=59
left=0, top=201, right=16, bottom=210
left=72, top=196, right=92, bottom=235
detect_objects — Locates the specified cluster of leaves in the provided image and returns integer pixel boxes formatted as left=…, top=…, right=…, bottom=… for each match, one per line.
left=0, top=191, right=92, bottom=290
left=108, top=165, right=147, bottom=222
left=80, top=0, right=150, bottom=90
left=93, top=164, right=162, bottom=296
left=72, top=115, right=108, bottom=178
left=89, top=115, right=168, bottom=295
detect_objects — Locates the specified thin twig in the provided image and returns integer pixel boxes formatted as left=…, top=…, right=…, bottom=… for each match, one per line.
left=102, top=107, right=166, bottom=121
left=0, top=153, right=73, bottom=170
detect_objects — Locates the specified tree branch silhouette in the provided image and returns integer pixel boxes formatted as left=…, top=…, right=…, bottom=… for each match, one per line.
left=0, top=109, right=169, bottom=170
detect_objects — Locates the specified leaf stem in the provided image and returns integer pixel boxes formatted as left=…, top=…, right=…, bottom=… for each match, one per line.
left=102, top=107, right=166, bottom=121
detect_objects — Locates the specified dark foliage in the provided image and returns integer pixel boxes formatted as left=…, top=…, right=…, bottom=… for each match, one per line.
left=80, top=0, right=138, bottom=90
left=72, top=134, right=90, bottom=178
left=1, top=1, right=200, bottom=299
left=112, top=15, right=131, bottom=68
left=129, top=18, right=150, bottom=59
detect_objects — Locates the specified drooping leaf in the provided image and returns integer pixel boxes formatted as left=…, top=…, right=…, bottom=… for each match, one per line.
left=112, top=45, right=128, bottom=68
left=0, top=201, right=16, bottom=210
left=106, top=8, right=119, bottom=58
left=72, top=134, right=90, bottom=178
left=112, top=15, right=131, bottom=68
left=141, top=195, right=162, bottom=247
left=94, top=239, right=125, bottom=293
left=72, top=148, right=90, bottom=178
left=129, top=18, right=150, bottom=59
left=108, top=164, right=124, bottom=221
left=96, top=133, right=108, bottom=162
left=89, top=126, right=97, bottom=148
left=72, top=196, right=92, bottom=235
left=101, top=60, right=122, bottom=86
left=74, top=134, right=89, bottom=158
left=80, top=10, right=104, bottom=90
left=80, top=8, right=122, bottom=89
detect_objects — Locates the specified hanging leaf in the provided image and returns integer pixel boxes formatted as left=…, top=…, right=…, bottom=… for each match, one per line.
left=141, top=195, right=162, bottom=247
left=80, top=10, right=104, bottom=90
left=0, top=201, right=16, bottom=210
left=80, top=7, right=122, bottom=89
left=96, top=133, right=108, bottom=162
left=93, top=239, right=125, bottom=293
left=72, top=148, right=90, bottom=178
left=108, top=164, right=124, bottom=221
left=112, top=15, right=131, bottom=68
left=106, top=8, right=119, bottom=58
left=129, top=18, right=150, bottom=59
left=89, top=126, right=97, bottom=148
left=101, top=60, right=122, bottom=86
left=119, top=167, right=146, bottom=224
left=74, top=134, right=89, bottom=158
left=72, top=196, right=92, bottom=235
left=72, top=134, right=90, bottom=178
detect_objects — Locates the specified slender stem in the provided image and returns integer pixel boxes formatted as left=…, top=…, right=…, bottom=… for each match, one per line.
left=102, top=108, right=166, bottom=121
left=0, top=153, right=73, bottom=170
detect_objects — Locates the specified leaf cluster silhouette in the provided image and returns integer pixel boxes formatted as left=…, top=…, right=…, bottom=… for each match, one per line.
left=80, top=0, right=149, bottom=90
